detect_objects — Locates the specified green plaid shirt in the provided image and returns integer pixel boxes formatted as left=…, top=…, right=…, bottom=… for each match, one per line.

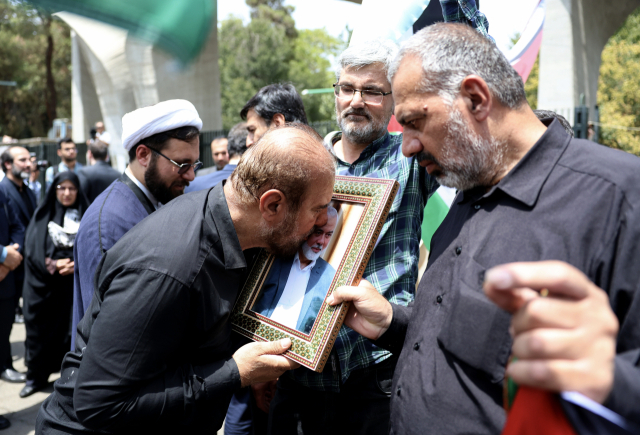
left=440, top=0, right=494, bottom=42
left=285, top=132, right=438, bottom=391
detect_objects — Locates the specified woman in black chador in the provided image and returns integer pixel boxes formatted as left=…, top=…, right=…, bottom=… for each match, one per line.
left=21, top=172, right=88, bottom=398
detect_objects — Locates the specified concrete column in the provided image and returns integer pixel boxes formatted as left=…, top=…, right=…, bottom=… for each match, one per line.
left=538, top=0, right=640, bottom=122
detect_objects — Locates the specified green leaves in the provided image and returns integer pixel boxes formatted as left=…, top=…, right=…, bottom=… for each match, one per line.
left=218, top=1, right=345, bottom=129
left=598, top=8, right=640, bottom=155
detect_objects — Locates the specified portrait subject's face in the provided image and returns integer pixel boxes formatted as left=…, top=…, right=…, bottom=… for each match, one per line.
left=335, top=64, right=394, bottom=145
left=300, top=212, right=337, bottom=262
left=58, top=142, right=78, bottom=164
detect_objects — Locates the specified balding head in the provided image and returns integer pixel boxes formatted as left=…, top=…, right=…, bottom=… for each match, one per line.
left=231, top=123, right=336, bottom=212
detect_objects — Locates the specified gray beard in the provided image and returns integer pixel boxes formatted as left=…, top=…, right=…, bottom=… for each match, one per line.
left=301, top=243, right=325, bottom=262
left=420, top=107, right=507, bottom=191
left=336, top=107, right=391, bottom=146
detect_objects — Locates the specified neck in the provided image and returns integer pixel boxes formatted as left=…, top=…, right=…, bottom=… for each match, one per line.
left=63, top=160, right=76, bottom=170
left=335, top=131, right=384, bottom=164
left=128, top=161, right=148, bottom=188
left=228, top=156, right=241, bottom=165
left=7, top=173, right=24, bottom=190
left=487, top=106, right=549, bottom=185
left=298, top=252, right=311, bottom=268
left=224, top=182, right=263, bottom=251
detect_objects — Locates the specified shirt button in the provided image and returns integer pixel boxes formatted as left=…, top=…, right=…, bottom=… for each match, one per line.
left=455, top=246, right=462, bottom=256
left=397, top=386, right=401, bottom=396
left=436, top=295, right=443, bottom=304
left=413, top=343, right=420, bottom=350
left=474, top=204, right=481, bottom=210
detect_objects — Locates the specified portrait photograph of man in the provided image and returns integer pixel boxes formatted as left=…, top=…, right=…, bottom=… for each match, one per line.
left=252, top=206, right=338, bottom=334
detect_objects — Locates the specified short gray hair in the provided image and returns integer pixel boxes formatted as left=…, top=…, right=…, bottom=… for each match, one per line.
left=336, top=39, right=399, bottom=81
left=388, top=23, right=526, bottom=109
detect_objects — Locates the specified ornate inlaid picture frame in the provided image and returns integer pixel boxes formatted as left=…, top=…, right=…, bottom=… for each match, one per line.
left=231, top=176, right=399, bottom=372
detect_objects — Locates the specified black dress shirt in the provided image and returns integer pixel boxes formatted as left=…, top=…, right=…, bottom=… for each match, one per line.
left=37, top=183, right=255, bottom=434
left=376, top=119, right=640, bottom=434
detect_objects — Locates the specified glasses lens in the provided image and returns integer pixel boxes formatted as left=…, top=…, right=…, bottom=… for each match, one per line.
left=336, top=85, right=354, bottom=100
left=361, top=91, right=384, bottom=105
left=193, top=161, right=203, bottom=172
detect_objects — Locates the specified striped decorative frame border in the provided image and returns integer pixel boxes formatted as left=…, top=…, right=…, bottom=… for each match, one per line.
left=231, top=176, right=398, bottom=372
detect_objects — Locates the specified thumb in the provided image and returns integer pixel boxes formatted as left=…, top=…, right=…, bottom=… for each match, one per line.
left=10, top=244, right=19, bottom=250
left=259, top=338, right=292, bottom=356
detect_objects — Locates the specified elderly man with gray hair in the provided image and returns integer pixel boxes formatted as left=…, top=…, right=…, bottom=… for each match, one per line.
left=267, top=40, right=438, bottom=435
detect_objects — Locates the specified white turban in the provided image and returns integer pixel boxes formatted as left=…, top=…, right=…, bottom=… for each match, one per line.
left=121, top=99, right=203, bottom=151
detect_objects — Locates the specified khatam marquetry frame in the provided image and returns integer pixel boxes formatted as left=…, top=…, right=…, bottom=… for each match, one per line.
left=231, top=176, right=399, bottom=372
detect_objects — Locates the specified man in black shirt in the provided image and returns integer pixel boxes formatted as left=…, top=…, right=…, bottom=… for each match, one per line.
left=329, top=23, right=640, bottom=433
left=36, top=124, right=336, bottom=434
left=77, top=140, right=120, bottom=203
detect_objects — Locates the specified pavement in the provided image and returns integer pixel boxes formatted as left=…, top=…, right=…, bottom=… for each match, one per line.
left=0, top=322, right=57, bottom=435
left=1, top=322, right=225, bottom=434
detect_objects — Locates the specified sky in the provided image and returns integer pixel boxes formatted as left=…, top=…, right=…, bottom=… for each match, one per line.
left=217, top=0, right=541, bottom=53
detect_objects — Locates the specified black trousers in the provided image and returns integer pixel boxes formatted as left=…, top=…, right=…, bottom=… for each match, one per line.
left=268, top=356, right=396, bottom=435
left=0, top=297, right=15, bottom=370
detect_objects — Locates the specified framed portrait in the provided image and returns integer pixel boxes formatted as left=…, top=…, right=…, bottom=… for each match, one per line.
left=231, top=175, right=399, bottom=372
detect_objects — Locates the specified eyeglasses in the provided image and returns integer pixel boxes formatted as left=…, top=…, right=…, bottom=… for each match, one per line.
left=56, top=185, right=78, bottom=193
left=333, top=83, right=392, bottom=106
left=149, top=148, right=203, bottom=175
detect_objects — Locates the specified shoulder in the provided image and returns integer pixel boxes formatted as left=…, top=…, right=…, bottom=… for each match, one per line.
left=315, top=258, right=336, bottom=275
left=107, top=190, right=213, bottom=282
left=186, top=173, right=223, bottom=193
left=559, top=140, right=640, bottom=202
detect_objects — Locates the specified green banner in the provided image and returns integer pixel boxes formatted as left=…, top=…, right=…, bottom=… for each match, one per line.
left=29, top=0, right=215, bottom=64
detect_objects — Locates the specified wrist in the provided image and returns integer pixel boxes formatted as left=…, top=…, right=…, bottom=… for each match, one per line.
left=0, top=247, right=7, bottom=264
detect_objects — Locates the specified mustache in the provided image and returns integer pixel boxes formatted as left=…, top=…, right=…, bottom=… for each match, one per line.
left=416, top=152, right=443, bottom=168
left=342, top=108, right=371, bottom=120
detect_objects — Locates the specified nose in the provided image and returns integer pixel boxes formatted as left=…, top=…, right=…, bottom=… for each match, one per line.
left=350, top=91, right=365, bottom=108
left=182, top=166, right=196, bottom=182
left=246, top=134, right=254, bottom=148
left=402, top=135, right=423, bottom=158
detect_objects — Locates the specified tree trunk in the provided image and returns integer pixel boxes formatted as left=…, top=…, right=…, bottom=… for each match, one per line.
left=43, top=15, right=57, bottom=129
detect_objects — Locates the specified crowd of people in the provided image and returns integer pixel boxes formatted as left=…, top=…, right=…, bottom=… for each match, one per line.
left=0, top=18, right=638, bottom=435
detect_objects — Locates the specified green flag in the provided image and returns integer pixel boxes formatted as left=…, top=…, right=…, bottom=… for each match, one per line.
left=28, top=0, right=215, bottom=64
left=421, top=186, right=456, bottom=250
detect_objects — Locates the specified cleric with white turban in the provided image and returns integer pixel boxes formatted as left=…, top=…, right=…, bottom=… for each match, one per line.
left=70, top=99, right=203, bottom=350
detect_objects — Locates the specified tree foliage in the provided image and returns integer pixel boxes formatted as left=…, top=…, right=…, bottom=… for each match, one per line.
left=218, top=0, right=344, bottom=129
left=0, top=0, right=70, bottom=138
left=597, top=7, right=640, bottom=155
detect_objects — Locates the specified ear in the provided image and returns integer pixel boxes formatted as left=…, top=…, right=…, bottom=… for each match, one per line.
left=57, top=149, right=63, bottom=157
left=271, top=113, right=286, bottom=127
left=459, top=75, right=492, bottom=122
left=259, top=189, right=287, bottom=224
left=136, top=144, right=153, bottom=168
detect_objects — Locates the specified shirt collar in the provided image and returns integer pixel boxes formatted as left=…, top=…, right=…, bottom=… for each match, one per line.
left=293, top=251, right=316, bottom=271
left=125, top=166, right=161, bottom=210
left=333, top=131, right=391, bottom=167
left=208, top=181, right=246, bottom=270
left=460, top=118, right=571, bottom=207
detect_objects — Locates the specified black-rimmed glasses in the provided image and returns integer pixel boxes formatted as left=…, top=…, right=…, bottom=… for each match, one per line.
left=149, top=148, right=203, bottom=175
left=333, top=83, right=392, bottom=106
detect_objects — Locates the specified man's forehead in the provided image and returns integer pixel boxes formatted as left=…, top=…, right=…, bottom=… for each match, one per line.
left=341, top=64, right=390, bottom=86
left=10, top=147, right=29, bottom=157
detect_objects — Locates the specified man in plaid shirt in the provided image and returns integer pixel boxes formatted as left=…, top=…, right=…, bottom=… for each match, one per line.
left=268, top=39, right=438, bottom=435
